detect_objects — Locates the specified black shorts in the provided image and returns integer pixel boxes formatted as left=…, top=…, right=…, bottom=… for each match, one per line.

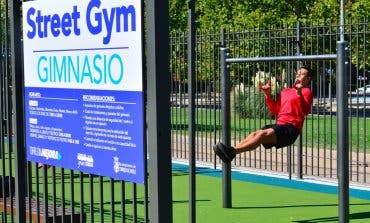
left=261, top=123, right=299, bottom=149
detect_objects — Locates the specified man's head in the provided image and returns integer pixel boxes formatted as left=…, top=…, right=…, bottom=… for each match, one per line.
left=295, top=66, right=312, bottom=87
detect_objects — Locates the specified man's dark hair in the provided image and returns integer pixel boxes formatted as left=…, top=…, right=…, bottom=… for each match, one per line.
left=300, top=65, right=313, bottom=78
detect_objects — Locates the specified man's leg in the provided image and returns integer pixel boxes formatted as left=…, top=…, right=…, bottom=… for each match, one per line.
left=213, top=127, right=277, bottom=163
left=235, top=128, right=277, bottom=153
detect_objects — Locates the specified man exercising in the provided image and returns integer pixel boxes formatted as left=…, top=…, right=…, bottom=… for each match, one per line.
left=214, top=66, right=314, bottom=163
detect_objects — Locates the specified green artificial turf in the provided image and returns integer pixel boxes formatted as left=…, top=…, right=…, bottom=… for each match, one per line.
left=173, top=170, right=370, bottom=223
left=1, top=166, right=369, bottom=222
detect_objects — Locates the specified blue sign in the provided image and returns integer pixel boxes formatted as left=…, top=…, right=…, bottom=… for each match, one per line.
left=22, top=0, right=144, bottom=183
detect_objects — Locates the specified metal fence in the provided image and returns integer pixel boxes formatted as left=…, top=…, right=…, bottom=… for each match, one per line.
left=0, top=1, right=369, bottom=222
left=170, top=20, right=370, bottom=185
left=0, top=0, right=150, bottom=222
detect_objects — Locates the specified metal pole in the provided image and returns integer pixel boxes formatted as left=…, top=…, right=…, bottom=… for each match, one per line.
left=187, top=0, right=196, bottom=222
left=337, top=1, right=349, bottom=222
left=146, top=0, right=173, bottom=222
left=227, top=54, right=337, bottom=63
left=296, top=21, right=303, bottom=179
left=214, top=29, right=227, bottom=170
left=220, top=48, right=232, bottom=208
left=140, top=0, right=149, bottom=221
left=337, top=40, right=349, bottom=223
left=340, top=0, right=345, bottom=42
left=9, top=0, right=26, bottom=222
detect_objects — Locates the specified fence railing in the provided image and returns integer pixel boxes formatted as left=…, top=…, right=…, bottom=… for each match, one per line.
left=170, top=20, right=370, bottom=185
left=0, top=6, right=369, bottom=222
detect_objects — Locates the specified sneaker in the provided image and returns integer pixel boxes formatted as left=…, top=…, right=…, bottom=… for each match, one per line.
left=213, top=142, right=236, bottom=163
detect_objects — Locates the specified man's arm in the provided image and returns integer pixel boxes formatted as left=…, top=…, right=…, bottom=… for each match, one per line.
left=260, top=81, right=280, bottom=115
left=299, top=89, right=313, bottom=115
left=295, top=82, right=313, bottom=115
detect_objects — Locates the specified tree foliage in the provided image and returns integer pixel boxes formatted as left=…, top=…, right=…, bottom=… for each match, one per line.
left=169, top=0, right=369, bottom=31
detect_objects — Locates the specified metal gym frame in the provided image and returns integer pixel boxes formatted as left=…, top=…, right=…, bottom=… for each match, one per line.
left=219, top=2, right=350, bottom=223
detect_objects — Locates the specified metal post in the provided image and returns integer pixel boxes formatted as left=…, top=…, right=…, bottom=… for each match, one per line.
left=146, top=0, right=173, bottom=222
left=214, top=29, right=226, bottom=170
left=9, top=1, right=26, bottom=222
left=187, top=0, right=196, bottom=222
left=337, top=0, right=349, bottom=222
left=296, top=21, right=303, bottom=179
left=337, top=40, right=349, bottom=223
left=337, top=33, right=350, bottom=223
left=227, top=55, right=337, bottom=63
left=220, top=48, right=232, bottom=208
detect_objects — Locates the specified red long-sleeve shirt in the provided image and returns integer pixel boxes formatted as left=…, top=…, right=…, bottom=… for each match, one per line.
left=265, top=87, right=313, bottom=132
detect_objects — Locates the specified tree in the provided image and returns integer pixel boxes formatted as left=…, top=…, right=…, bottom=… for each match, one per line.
left=169, top=0, right=370, bottom=31
left=169, top=0, right=188, bottom=32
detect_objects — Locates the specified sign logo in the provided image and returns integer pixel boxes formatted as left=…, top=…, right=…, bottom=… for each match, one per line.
left=77, top=153, right=94, bottom=168
left=30, top=146, right=62, bottom=160
left=113, top=157, right=136, bottom=174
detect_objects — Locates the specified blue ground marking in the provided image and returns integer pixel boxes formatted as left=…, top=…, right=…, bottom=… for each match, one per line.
left=172, top=162, right=370, bottom=201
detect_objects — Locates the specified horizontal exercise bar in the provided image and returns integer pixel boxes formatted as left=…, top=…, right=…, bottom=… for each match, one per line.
left=226, top=54, right=337, bottom=63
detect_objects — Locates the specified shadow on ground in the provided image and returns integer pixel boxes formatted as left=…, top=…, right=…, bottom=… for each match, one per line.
left=232, top=202, right=370, bottom=210
left=292, top=211, right=370, bottom=222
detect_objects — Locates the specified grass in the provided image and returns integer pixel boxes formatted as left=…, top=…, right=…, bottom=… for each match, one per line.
left=171, top=107, right=370, bottom=149
left=172, top=167, right=370, bottom=223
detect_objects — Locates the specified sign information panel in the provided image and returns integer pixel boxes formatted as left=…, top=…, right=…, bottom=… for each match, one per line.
left=22, top=0, right=144, bottom=183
